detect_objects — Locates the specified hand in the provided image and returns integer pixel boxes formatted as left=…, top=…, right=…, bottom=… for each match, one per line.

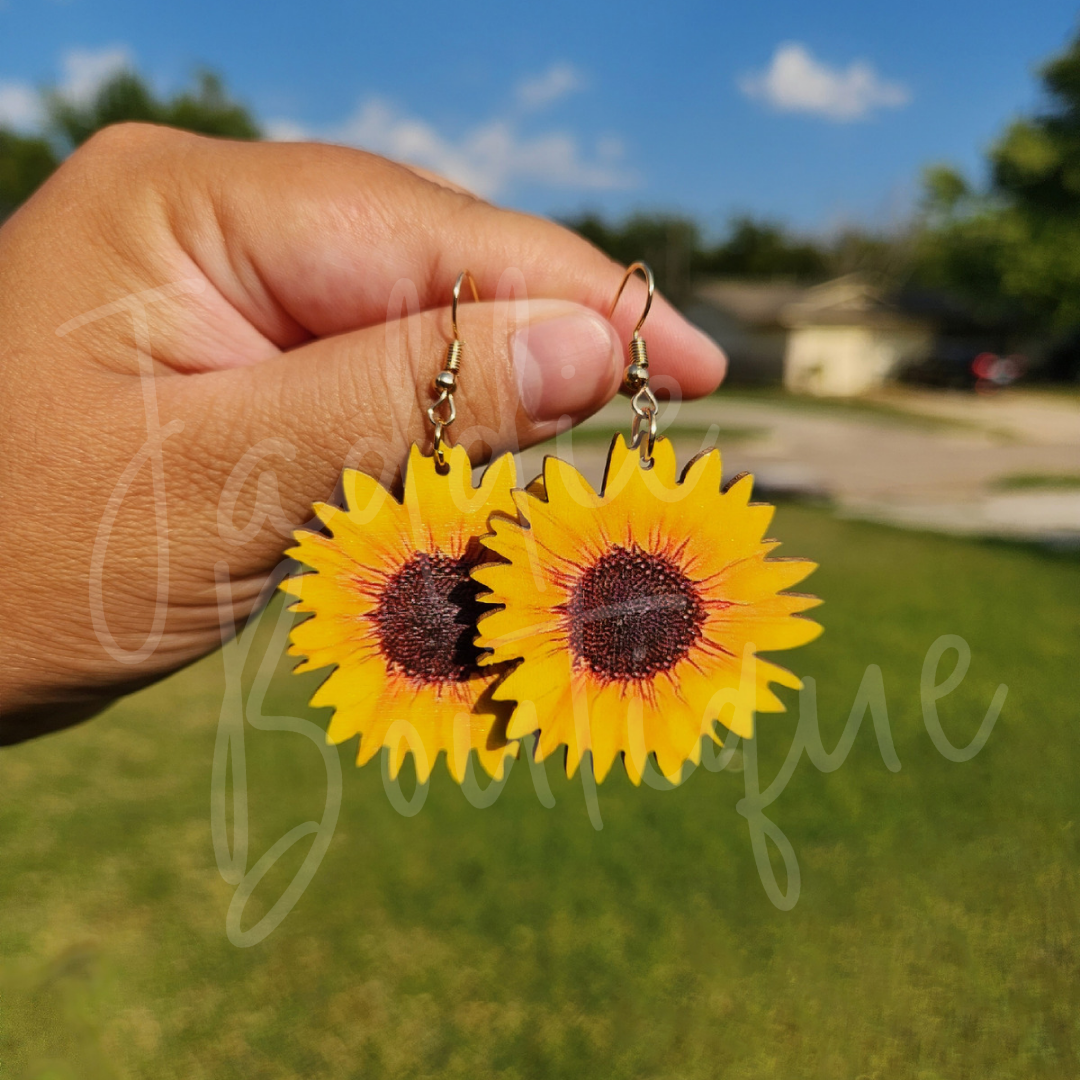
left=0, top=123, right=726, bottom=744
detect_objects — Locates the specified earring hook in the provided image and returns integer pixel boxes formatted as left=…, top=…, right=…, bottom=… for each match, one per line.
left=429, top=270, right=480, bottom=469
left=609, top=261, right=654, bottom=338
left=609, top=262, right=658, bottom=468
left=451, top=270, right=480, bottom=341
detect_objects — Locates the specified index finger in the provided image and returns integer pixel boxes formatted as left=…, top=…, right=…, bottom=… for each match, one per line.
left=162, top=132, right=726, bottom=397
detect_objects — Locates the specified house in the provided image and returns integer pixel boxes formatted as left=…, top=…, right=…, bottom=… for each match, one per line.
left=781, top=276, right=937, bottom=396
left=683, top=279, right=807, bottom=386
left=684, top=275, right=939, bottom=396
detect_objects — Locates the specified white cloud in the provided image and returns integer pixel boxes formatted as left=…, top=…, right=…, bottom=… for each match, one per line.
left=739, top=43, right=910, bottom=122
left=267, top=93, right=633, bottom=199
left=262, top=118, right=309, bottom=142
left=0, top=80, right=43, bottom=130
left=58, top=45, right=133, bottom=105
left=515, top=62, right=583, bottom=110
left=0, top=45, right=134, bottom=132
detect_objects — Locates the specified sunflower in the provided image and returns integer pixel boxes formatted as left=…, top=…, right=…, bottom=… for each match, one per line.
left=281, top=445, right=519, bottom=784
left=472, top=435, right=822, bottom=785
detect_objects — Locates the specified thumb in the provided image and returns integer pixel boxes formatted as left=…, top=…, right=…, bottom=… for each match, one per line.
left=165, top=296, right=622, bottom=566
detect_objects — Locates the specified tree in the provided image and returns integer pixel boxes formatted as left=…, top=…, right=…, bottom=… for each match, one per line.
left=697, top=216, right=829, bottom=281
left=0, top=130, right=59, bottom=220
left=48, top=70, right=261, bottom=148
left=991, top=41, right=1080, bottom=213
left=0, top=69, right=260, bottom=221
left=566, top=211, right=837, bottom=306
left=912, top=29, right=1080, bottom=355
left=567, top=212, right=701, bottom=305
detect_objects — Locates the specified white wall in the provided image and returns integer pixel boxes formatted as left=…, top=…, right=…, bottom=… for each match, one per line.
left=783, top=324, right=933, bottom=396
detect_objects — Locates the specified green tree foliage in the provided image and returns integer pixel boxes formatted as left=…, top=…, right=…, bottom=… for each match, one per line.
left=569, top=212, right=701, bottom=305
left=0, top=69, right=259, bottom=221
left=571, top=30, right=1080, bottom=372
left=0, top=130, right=59, bottom=219
left=991, top=41, right=1080, bottom=211
left=566, top=211, right=836, bottom=305
left=828, top=227, right=914, bottom=285
left=913, top=30, right=1080, bottom=339
left=921, top=164, right=970, bottom=215
left=695, top=216, right=828, bottom=281
left=910, top=172, right=1022, bottom=327
left=48, top=70, right=260, bottom=148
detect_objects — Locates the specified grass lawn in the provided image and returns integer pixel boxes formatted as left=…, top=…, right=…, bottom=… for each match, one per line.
left=1, top=505, right=1078, bottom=1079
left=992, top=472, right=1080, bottom=491
left=564, top=423, right=768, bottom=446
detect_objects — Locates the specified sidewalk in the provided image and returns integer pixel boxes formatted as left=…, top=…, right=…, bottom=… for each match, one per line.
left=516, top=388, right=1080, bottom=544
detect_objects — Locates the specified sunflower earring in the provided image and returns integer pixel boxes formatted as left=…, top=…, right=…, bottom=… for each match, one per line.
left=472, top=262, right=823, bottom=786
left=281, top=271, right=518, bottom=784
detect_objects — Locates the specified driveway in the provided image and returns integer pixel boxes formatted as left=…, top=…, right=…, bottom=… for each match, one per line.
left=515, top=388, right=1080, bottom=544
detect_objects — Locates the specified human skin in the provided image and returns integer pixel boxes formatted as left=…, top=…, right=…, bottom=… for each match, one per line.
left=0, top=123, right=726, bottom=745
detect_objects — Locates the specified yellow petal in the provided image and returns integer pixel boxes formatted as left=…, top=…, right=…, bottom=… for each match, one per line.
left=282, top=443, right=518, bottom=786
left=464, top=433, right=823, bottom=783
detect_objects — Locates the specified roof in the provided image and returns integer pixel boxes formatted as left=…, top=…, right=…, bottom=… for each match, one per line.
left=690, top=279, right=811, bottom=328
left=691, top=274, right=934, bottom=331
left=783, top=275, right=930, bottom=330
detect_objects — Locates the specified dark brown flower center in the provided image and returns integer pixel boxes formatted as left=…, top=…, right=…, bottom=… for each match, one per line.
left=565, top=545, right=706, bottom=681
left=373, top=551, right=484, bottom=684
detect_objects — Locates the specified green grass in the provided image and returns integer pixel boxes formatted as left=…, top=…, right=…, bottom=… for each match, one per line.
left=2, top=507, right=1079, bottom=1079
left=553, top=423, right=768, bottom=447
left=992, top=471, right=1080, bottom=491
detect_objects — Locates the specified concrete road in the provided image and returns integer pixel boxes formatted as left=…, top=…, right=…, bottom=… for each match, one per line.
left=512, top=388, right=1080, bottom=544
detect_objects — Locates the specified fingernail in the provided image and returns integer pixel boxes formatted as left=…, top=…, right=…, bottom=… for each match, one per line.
left=514, top=304, right=621, bottom=423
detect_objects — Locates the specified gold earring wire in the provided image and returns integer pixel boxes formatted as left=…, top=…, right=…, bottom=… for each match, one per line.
left=428, top=270, right=480, bottom=469
left=609, top=261, right=658, bottom=467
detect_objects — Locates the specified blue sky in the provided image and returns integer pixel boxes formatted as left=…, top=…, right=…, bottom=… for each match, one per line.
left=1, top=0, right=1078, bottom=235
